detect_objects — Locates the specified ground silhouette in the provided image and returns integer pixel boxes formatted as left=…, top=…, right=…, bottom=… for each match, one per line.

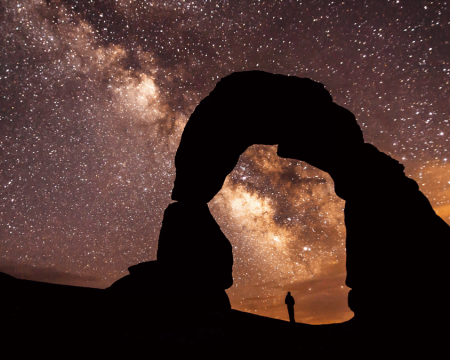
left=0, top=272, right=350, bottom=358
left=2, top=71, right=449, bottom=358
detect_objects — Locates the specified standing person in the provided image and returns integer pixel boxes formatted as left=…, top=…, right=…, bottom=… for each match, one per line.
left=285, top=292, right=295, bottom=323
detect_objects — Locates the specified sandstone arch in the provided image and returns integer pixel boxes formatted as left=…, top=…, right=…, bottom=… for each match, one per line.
left=171, top=71, right=364, bottom=203
left=156, top=71, right=450, bottom=355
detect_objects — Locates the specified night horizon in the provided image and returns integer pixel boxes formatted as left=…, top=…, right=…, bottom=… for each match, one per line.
left=1, top=0, right=450, bottom=325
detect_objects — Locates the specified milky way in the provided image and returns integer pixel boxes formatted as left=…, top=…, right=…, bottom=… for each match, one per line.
left=1, top=0, right=449, bottom=324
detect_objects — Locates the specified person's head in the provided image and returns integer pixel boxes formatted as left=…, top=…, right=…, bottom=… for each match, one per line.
left=287, top=291, right=291, bottom=295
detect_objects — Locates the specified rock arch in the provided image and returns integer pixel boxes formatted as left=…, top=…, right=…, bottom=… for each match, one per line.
left=170, top=71, right=364, bottom=203
left=155, top=71, right=450, bottom=353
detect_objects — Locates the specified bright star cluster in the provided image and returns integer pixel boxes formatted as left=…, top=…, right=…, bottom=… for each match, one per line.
left=1, top=0, right=449, bottom=324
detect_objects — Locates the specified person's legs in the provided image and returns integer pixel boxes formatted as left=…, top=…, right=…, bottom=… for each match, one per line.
left=288, top=306, right=295, bottom=323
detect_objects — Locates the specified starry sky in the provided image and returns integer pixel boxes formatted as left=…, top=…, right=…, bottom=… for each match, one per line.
left=1, top=0, right=449, bottom=324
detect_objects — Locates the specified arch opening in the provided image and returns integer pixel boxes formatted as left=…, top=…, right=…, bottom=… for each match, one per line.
left=208, top=143, right=350, bottom=323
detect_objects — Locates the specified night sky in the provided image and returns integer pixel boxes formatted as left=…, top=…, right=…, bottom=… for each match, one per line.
left=1, top=0, right=449, bottom=324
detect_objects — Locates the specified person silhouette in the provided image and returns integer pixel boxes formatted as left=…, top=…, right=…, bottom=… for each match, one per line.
left=285, top=291, right=295, bottom=323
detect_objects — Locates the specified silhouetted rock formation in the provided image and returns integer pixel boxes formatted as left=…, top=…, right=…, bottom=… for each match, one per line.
left=107, top=258, right=231, bottom=324
left=157, top=202, right=233, bottom=291
left=172, top=71, right=363, bottom=203
left=157, top=201, right=233, bottom=312
left=4, top=71, right=448, bottom=358
left=107, top=206, right=233, bottom=317
left=164, top=70, right=450, bottom=356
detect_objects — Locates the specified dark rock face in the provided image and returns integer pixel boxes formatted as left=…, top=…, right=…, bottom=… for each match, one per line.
left=172, top=71, right=363, bottom=203
left=107, top=259, right=231, bottom=326
left=109, top=70, right=449, bottom=356
left=162, top=70, right=450, bottom=355
left=157, top=202, right=233, bottom=291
